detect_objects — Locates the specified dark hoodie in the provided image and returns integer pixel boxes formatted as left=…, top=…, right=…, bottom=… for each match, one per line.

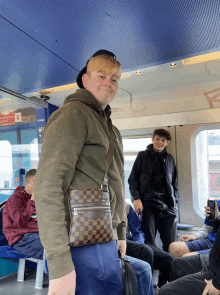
left=34, top=89, right=126, bottom=280
left=147, top=144, right=168, bottom=197
left=128, top=143, right=179, bottom=208
left=3, top=186, right=38, bottom=245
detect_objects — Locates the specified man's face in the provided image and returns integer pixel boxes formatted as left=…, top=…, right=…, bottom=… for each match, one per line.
left=82, top=69, right=121, bottom=108
left=152, top=135, right=169, bottom=152
left=26, top=176, right=35, bottom=193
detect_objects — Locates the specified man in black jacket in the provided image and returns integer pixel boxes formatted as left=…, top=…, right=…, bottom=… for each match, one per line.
left=128, top=129, right=179, bottom=252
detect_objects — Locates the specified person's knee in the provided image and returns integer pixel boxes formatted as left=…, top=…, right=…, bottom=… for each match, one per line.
left=160, top=253, right=173, bottom=269
left=140, top=245, right=154, bottom=269
left=169, top=258, right=185, bottom=281
left=134, top=260, right=152, bottom=284
left=168, top=242, right=189, bottom=258
left=141, top=261, right=152, bottom=277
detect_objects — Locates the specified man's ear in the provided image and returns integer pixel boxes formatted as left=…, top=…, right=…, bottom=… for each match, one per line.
left=82, top=73, right=89, bottom=88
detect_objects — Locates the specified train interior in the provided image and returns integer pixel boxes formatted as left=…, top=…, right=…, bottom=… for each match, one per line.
left=1, top=0, right=220, bottom=293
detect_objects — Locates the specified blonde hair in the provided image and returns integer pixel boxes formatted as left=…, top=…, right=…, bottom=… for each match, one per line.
left=87, top=54, right=121, bottom=75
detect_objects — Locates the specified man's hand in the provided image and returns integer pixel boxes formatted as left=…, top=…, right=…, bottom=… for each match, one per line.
left=180, top=234, right=197, bottom=241
left=202, top=279, right=220, bottom=295
left=30, top=191, right=34, bottom=201
left=117, top=240, right=126, bottom=258
left=133, top=199, right=143, bottom=215
left=205, top=202, right=219, bottom=220
left=48, top=270, right=76, bottom=295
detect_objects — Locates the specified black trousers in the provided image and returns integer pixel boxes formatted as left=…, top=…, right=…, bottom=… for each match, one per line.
left=158, top=255, right=214, bottom=295
left=126, top=240, right=173, bottom=287
left=142, top=201, right=177, bottom=252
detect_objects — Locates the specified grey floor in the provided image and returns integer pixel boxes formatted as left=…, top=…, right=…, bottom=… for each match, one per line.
left=0, top=226, right=201, bottom=295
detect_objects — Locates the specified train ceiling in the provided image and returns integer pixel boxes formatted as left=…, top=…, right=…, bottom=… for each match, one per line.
left=1, top=0, right=220, bottom=118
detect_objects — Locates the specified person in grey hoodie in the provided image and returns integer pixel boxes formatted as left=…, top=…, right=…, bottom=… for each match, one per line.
left=34, top=50, right=127, bottom=295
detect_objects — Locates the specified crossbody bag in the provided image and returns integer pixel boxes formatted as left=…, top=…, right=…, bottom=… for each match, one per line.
left=68, top=119, right=114, bottom=247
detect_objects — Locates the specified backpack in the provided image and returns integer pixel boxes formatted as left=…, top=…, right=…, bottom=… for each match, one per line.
left=119, top=253, right=137, bottom=295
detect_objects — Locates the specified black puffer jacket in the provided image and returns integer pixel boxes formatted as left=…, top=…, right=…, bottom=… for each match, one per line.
left=128, top=144, right=179, bottom=208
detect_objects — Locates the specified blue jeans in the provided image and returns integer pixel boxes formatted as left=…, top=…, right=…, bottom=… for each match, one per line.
left=126, top=255, right=155, bottom=295
left=70, top=240, right=123, bottom=295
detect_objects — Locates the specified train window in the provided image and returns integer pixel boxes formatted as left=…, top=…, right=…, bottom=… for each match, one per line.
left=193, top=128, right=220, bottom=217
left=0, top=140, right=13, bottom=204
left=123, top=137, right=152, bottom=200
left=0, top=133, right=40, bottom=203
left=216, top=177, right=220, bottom=187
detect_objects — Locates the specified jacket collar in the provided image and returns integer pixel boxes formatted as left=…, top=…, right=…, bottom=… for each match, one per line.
left=63, top=89, right=112, bottom=120
left=146, top=143, right=167, bottom=156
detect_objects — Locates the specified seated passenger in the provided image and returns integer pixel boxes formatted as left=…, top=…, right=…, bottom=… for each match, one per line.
left=3, top=169, right=44, bottom=259
left=126, top=201, right=173, bottom=288
left=169, top=200, right=220, bottom=258
left=158, top=203, right=220, bottom=295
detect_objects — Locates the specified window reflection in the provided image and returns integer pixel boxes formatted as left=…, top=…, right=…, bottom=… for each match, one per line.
left=123, top=137, right=152, bottom=200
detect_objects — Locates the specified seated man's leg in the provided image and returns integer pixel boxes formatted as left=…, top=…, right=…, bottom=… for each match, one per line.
left=169, top=241, right=190, bottom=258
left=158, top=272, right=206, bottom=295
left=126, top=240, right=154, bottom=271
left=11, top=232, right=44, bottom=259
left=169, top=238, right=213, bottom=258
left=126, top=255, right=154, bottom=295
left=147, top=243, right=173, bottom=287
left=169, top=254, right=202, bottom=282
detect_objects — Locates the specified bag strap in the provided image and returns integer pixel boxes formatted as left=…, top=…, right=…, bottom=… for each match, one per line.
left=102, top=118, right=115, bottom=191
left=68, top=102, right=115, bottom=192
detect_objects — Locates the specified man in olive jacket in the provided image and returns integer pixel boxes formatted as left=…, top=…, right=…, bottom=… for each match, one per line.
left=35, top=50, right=126, bottom=295
left=128, top=129, right=179, bottom=252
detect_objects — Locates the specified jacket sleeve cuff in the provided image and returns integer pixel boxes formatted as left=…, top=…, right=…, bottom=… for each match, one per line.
left=131, top=196, right=141, bottom=202
left=46, top=250, right=75, bottom=280
left=117, top=223, right=126, bottom=240
left=194, top=233, right=202, bottom=239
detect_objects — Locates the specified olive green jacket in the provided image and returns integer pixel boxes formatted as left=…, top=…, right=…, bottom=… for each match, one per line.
left=34, top=89, right=126, bottom=280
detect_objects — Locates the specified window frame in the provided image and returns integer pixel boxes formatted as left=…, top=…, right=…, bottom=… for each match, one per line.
left=191, top=125, right=220, bottom=219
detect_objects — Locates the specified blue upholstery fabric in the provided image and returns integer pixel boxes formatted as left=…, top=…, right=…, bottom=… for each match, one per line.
left=0, top=245, right=30, bottom=259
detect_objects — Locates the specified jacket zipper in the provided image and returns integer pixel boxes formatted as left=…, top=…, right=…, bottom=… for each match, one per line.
left=73, top=206, right=110, bottom=216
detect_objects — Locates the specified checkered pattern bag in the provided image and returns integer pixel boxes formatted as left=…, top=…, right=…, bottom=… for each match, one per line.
left=68, top=118, right=115, bottom=247
left=68, top=188, right=113, bottom=246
